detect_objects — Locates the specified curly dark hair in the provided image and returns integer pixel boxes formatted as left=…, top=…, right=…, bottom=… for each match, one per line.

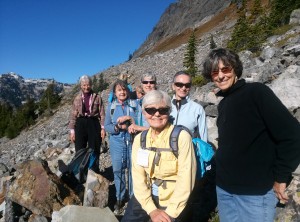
left=202, top=48, right=243, bottom=80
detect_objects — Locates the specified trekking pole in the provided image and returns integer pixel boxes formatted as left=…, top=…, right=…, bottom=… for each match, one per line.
left=126, top=138, right=131, bottom=198
left=116, top=137, right=127, bottom=214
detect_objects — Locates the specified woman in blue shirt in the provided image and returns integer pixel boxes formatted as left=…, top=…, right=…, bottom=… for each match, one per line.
left=104, top=80, right=137, bottom=214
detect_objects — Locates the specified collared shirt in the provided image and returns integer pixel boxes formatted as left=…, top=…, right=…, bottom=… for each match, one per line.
left=132, top=123, right=196, bottom=218
left=68, top=91, right=105, bottom=130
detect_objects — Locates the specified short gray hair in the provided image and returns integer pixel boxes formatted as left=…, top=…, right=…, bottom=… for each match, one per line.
left=79, top=75, right=92, bottom=85
left=142, top=90, right=171, bottom=111
left=141, top=72, right=157, bottom=82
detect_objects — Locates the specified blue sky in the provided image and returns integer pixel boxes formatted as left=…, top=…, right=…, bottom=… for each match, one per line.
left=0, top=0, right=175, bottom=84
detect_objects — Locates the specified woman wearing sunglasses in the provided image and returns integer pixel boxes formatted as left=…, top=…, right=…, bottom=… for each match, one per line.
left=122, top=90, right=196, bottom=222
left=202, top=48, right=300, bottom=222
left=126, top=72, right=158, bottom=134
left=170, top=71, right=208, bottom=142
left=169, top=71, right=216, bottom=222
left=104, top=80, right=138, bottom=214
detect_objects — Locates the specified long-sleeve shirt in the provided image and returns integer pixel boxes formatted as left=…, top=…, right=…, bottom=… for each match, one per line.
left=170, top=96, right=208, bottom=141
left=216, top=79, right=300, bottom=195
left=104, top=99, right=138, bottom=141
left=132, top=123, right=196, bottom=218
left=68, top=91, right=105, bottom=130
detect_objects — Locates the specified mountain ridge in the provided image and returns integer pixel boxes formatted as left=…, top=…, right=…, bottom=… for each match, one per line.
left=0, top=72, right=73, bottom=108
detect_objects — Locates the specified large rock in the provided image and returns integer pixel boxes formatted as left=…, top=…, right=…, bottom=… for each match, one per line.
left=290, top=9, right=300, bottom=25
left=7, top=159, right=81, bottom=217
left=51, top=205, right=118, bottom=222
left=268, top=65, right=300, bottom=110
left=83, top=170, right=109, bottom=208
left=275, top=174, right=300, bottom=222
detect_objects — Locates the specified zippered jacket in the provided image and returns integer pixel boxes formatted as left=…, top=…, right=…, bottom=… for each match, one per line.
left=170, top=96, right=208, bottom=141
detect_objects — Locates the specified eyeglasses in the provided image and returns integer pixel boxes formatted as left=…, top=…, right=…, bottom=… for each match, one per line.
left=142, top=81, right=156, bottom=85
left=144, top=107, right=170, bottom=115
left=211, top=66, right=232, bottom=78
left=174, top=82, right=192, bottom=88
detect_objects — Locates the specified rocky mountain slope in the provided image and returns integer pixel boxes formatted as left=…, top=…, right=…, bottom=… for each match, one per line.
left=1, top=1, right=300, bottom=221
left=0, top=72, right=73, bottom=108
left=133, top=0, right=232, bottom=58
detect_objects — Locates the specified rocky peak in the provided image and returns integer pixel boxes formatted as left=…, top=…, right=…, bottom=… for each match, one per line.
left=133, top=0, right=232, bottom=58
left=0, top=72, right=73, bottom=108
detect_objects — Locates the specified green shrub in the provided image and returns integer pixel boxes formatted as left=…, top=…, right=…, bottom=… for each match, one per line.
left=192, top=75, right=208, bottom=87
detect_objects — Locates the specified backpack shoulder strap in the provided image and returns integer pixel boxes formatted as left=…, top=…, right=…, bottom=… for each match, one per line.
left=110, top=100, right=117, bottom=116
left=169, top=125, right=191, bottom=158
left=140, top=129, right=149, bottom=148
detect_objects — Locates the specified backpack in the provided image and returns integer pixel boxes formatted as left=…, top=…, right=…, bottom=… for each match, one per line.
left=66, top=148, right=97, bottom=184
left=109, top=99, right=138, bottom=123
left=140, top=125, right=215, bottom=179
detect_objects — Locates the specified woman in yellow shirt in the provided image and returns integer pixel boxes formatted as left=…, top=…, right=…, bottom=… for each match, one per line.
left=122, top=90, right=196, bottom=222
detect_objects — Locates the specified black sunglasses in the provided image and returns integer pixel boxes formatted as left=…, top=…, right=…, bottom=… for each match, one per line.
left=174, top=82, right=192, bottom=88
left=142, top=81, right=156, bottom=84
left=144, top=107, right=170, bottom=115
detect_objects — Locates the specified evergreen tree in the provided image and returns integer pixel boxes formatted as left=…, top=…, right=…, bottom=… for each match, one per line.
left=183, top=30, right=198, bottom=77
left=98, top=74, right=109, bottom=93
left=0, top=103, right=12, bottom=138
left=5, top=119, right=18, bottom=139
left=92, top=76, right=98, bottom=91
left=39, top=81, right=61, bottom=114
left=227, top=8, right=251, bottom=51
left=269, top=0, right=300, bottom=28
left=128, top=53, right=133, bottom=61
left=21, top=97, right=37, bottom=127
left=90, top=74, right=109, bottom=93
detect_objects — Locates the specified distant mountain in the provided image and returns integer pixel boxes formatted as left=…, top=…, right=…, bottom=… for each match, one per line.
left=0, top=72, right=73, bottom=107
left=133, top=0, right=232, bottom=58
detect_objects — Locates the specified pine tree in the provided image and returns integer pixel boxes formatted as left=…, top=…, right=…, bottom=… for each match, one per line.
left=98, top=73, right=109, bottom=92
left=90, top=74, right=109, bottom=94
left=5, top=119, right=18, bottom=139
left=92, top=76, right=98, bottom=91
left=39, top=81, right=61, bottom=114
left=227, top=9, right=251, bottom=51
left=269, top=0, right=300, bottom=28
left=0, top=103, right=12, bottom=138
left=128, top=53, right=133, bottom=61
left=183, top=30, right=198, bottom=77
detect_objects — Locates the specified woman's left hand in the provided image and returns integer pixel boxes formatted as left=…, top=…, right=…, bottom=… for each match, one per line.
left=273, top=181, right=288, bottom=204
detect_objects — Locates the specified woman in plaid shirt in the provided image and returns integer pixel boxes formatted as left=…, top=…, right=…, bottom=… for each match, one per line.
left=68, top=75, right=106, bottom=173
